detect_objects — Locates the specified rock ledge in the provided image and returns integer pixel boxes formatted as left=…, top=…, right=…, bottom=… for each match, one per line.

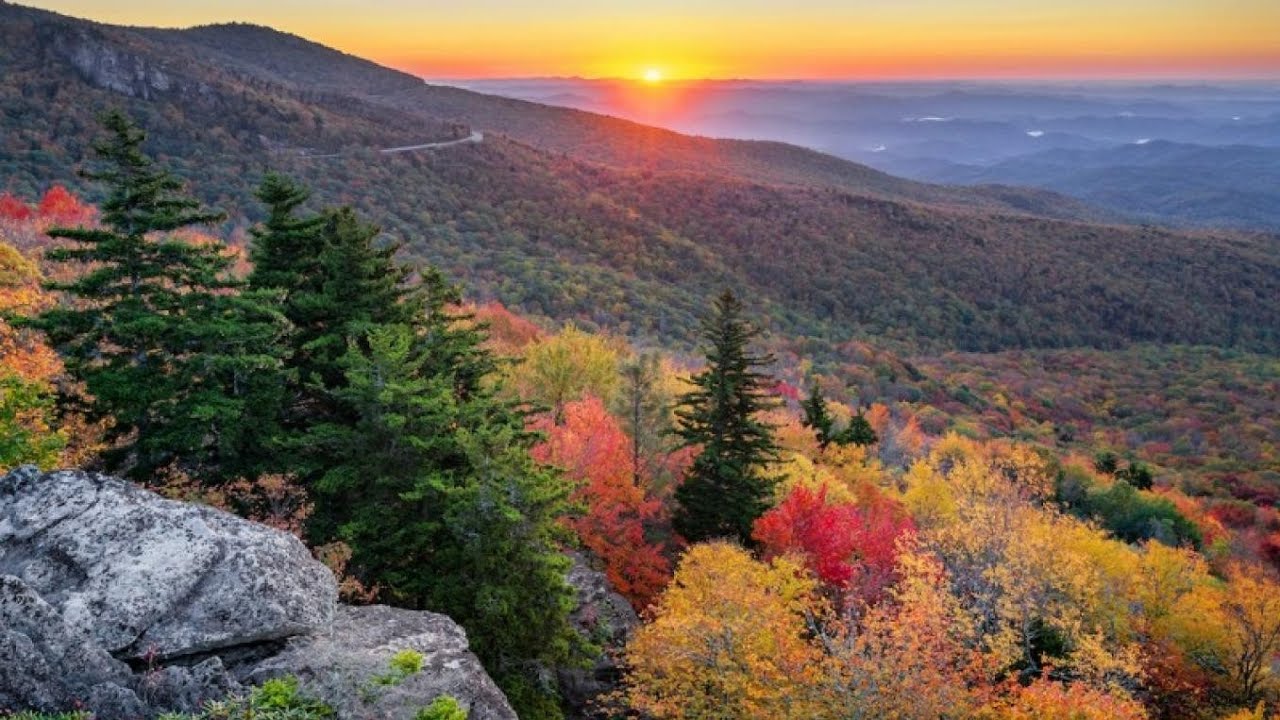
left=0, top=467, right=515, bottom=720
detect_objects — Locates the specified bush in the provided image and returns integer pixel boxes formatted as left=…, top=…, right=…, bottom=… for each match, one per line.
left=1084, top=481, right=1202, bottom=548
left=198, top=676, right=335, bottom=720
left=415, top=696, right=468, bottom=720
left=1057, top=471, right=1202, bottom=549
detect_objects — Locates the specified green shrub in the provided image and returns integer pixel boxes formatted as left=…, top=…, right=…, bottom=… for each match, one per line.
left=1058, top=475, right=1201, bottom=549
left=199, top=675, right=335, bottom=720
left=388, top=649, right=425, bottom=678
left=415, top=696, right=468, bottom=720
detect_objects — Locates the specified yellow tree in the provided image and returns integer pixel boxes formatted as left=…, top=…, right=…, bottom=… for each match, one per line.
left=512, top=323, right=622, bottom=422
left=0, top=241, right=65, bottom=469
left=817, top=545, right=989, bottom=719
left=1219, top=564, right=1280, bottom=705
left=622, top=542, right=827, bottom=719
left=903, top=449, right=1144, bottom=686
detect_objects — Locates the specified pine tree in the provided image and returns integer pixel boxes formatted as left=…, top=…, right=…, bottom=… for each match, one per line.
left=802, top=381, right=835, bottom=448
left=673, top=290, right=779, bottom=545
left=29, top=110, right=287, bottom=482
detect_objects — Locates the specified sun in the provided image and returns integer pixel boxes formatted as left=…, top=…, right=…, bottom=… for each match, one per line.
left=642, top=67, right=664, bottom=84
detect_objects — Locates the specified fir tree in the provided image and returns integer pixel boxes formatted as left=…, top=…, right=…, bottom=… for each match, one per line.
left=29, top=110, right=287, bottom=482
left=249, top=186, right=421, bottom=411
left=305, top=320, right=581, bottom=720
left=837, top=410, right=879, bottom=447
left=801, top=381, right=835, bottom=448
left=255, top=188, right=577, bottom=718
left=803, top=382, right=878, bottom=449
left=673, top=290, right=779, bottom=545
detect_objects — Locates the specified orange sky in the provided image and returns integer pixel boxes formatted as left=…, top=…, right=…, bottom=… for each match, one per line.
left=22, top=0, right=1280, bottom=79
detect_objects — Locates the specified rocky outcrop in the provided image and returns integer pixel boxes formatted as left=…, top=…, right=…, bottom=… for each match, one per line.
left=246, top=606, right=515, bottom=720
left=559, top=553, right=640, bottom=718
left=0, top=467, right=516, bottom=720
left=0, top=467, right=336, bottom=661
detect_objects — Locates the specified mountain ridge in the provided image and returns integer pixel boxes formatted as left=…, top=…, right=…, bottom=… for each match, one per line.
left=1, top=1, right=1277, bottom=355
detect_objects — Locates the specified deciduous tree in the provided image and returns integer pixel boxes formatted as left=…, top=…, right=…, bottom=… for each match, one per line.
left=623, top=542, right=826, bottom=719
left=531, top=395, right=671, bottom=609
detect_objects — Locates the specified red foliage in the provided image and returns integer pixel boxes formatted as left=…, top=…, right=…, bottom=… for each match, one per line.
left=471, top=300, right=543, bottom=352
left=1139, top=637, right=1214, bottom=715
left=37, top=185, right=93, bottom=225
left=1207, top=499, right=1257, bottom=529
left=753, top=483, right=915, bottom=606
left=0, top=193, right=32, bottom=221
left=773, top=380, right=801, bottom=402
left=530, top=395, right=671, bottom=610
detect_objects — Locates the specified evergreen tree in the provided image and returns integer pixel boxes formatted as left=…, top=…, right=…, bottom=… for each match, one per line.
left=29, top=110, right=286, bottom=482
left=803, top=382, right=878, bottom=449
left=673, top=290, right=779, bottom=545
left=255, top=187, right=577, bottom=718
left=305, top=321, right=580, bottom=720
left=249, top=185, right=421, bottom=417
left=837, top=410, right=879, bottom=447
left=801, top=381, right=835, bottom=448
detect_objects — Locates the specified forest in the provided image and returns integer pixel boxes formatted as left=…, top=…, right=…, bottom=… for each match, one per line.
left=2, top=110, right=1279, bottom=720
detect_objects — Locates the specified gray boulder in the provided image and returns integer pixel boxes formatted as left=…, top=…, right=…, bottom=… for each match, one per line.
left=0, top=466, right=336, bottom=660
left=0, top=575, right=144, bottom=717
left=0, top=467, right=516, bottom=719
left=245, top=605, right=516, bottom=720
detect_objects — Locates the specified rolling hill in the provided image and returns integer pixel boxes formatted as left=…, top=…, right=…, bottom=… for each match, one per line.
left=911, top=141, right=1280, bottom=231
left=1, top=1, right=1278, bottom=354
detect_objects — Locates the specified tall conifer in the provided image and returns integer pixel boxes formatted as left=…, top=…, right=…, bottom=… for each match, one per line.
left=30, top=110, right=286, bottom=482
left=673, top=290, right=779, bottom=545
left=249, top=184, right=579, bottom=718
left=802, top=381, right=836, bottom=448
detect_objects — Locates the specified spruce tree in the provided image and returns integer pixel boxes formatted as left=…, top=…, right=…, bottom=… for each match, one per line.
left=838, top=410, right=879, bottom=447
left=304, top=320, right=579, bottom=720
left=673, top=290, right=779, bottom=545
left=801, top=381, right=835, bottom=448
left=249, top=186, right=420, bottom=411
left=30, top=110, right=287, bottom=482
left=253, top=186, right=578, bottom=718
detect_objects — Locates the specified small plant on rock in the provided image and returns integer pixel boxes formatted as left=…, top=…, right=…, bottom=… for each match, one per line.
left=415, top=695, right=468, bottom=720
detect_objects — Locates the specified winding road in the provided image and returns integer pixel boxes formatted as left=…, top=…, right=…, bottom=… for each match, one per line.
left=300, top=130, right=483, bottom=159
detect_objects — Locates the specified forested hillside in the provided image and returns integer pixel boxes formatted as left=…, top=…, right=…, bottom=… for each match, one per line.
left=3, top=2, right=1278, bottom=354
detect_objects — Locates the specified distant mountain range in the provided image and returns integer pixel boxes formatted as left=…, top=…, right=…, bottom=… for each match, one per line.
left=890, top=141, right=1280, bottom=231
left=1, top=1, right=1277, bottom=354
left=460, top=78, right=1280, bottom=231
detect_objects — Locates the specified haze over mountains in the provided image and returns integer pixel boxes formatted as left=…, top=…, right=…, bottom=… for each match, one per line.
left=2, top=1, right=1278, bottom=355
left=459, top=78, right=1280, bottom=230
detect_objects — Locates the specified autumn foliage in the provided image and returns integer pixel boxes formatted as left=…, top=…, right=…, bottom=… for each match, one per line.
left=622, top=542, right=827, bottom=719
left=531, top=395, right=671, bottom=609
left=753, top=482, right=914, bottom=605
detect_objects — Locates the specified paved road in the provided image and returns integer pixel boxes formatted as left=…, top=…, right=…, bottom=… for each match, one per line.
left=300, top=131, right=483, bottom=159
left=381, top=131, right=483, bottom=154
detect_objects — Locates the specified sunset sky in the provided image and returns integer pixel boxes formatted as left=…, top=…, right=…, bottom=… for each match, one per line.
left=21, top=0, right=1280, bottom=80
